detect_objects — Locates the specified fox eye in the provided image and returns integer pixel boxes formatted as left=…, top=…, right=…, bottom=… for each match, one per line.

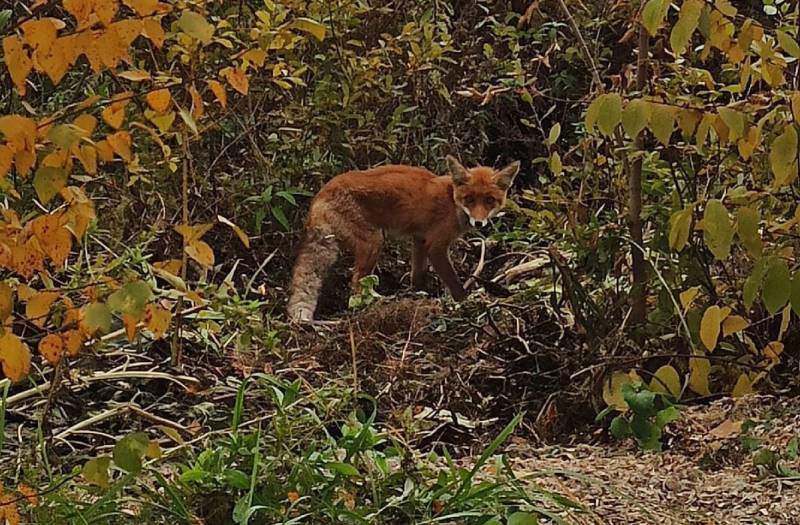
left=485, top=197, right=496, bottom=206
left=464, top=196, right=475, bottom=205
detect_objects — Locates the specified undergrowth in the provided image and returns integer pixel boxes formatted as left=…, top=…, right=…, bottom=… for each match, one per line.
left=8, top=374, right=580, bottom=525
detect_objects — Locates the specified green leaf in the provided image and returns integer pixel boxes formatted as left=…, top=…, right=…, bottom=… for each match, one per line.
left=623, top=385, right=657, bottom=417
left=271, top=207, right=290, bottom=230
left=177, top=11, right=215, bottom=44
left=718, top=107, right=746, bottom=141
left=609, top=415, right=632, bottom=439
left=736, top=207, right=762, bottom=257
left=670, top=0, right=702, bottom=56
left=0, top=10, right=12, bottom=32
left=763, top=257, right=791, bottom=315
left=596, top=93, right=623, bottom=137
left=769, top=125, right=798, bottom=187
left=48, top=124, right=87, bottom=149
left=327, top=462, right=360, bottom=477
left=83, top=303, right=112, bottom=334
left=630, top=413, right=662, bottom=450
left=622, top=99, right=651, bottom=138
left=655, top=406, right=682, bottom=428
left=508, top=512, right=539, bottom=525
left=113, top=432, right=150, bottom=474
left=178, top=107, right=199, bottom=136
left=649, top=104, right=676, bottom=145
left=744, top=258, right=769, bottom=309
left=703, top=199, right=734, bottom=260
left=547, top=123, right=561, bottom=145
left=777, top=30, right=800, bottom=59
left=669, top=205, right=693, bottom=251
left=641, top=0, right=670, bottom=36
left=83, top=456, right=111, bottom=488
left=223, top=469, right=251, bottom=490
left=107, top=280, right=152, bottom=318
left=549, top=152, right=562, bottom=176
left=289, top=17, right=326, bottom=41
left=650, top=365, right=681, bottom=398
left=33, top=167, right=67, bottom=205
left=585, top=96, right=602, bottom=133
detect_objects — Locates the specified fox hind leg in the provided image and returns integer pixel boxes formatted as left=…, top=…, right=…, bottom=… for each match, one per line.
left=411, top=238, right=428, bottom=289
left=350, top=230, right=383, bottom=292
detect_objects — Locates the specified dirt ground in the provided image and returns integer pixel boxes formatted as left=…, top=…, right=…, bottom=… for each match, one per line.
left=504, top=395, right=800, bottom=525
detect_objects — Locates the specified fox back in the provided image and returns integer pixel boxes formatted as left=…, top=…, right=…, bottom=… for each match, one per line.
left=287, top=156, right=520, bottom=322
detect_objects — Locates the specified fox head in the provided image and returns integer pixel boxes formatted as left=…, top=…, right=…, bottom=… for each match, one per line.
left=447, top=155, right=520, bottom=227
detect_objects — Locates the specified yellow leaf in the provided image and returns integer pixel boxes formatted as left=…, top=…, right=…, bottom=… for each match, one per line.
left=82, top=457, right=111, bottom=488
left=62, top=330, right=83, bottom=356
left=75, top=145, right=98, bottom=175
left=26, top=291, right=59, bottom=328
left=732, top=373, right=753, bottom=398
left=144, top=303, right=171, bottom=339
left=64, top=0, right=95, bottom=29
left=123, top=313, right=138, bottom=342
left=0, top=332, right=32, bottom=383
left=33, top=166, right=68, bottom=205
left=73, top=113, right=98, bottom=135
left=107, top=131, right=132, bottom=161
left=146, top=88, right=172, bottom=113
left=0, top=281, right=13, bottom=322
left=721, top=315, right=748, bottom=337
left=102, top=105, right=126, bottom=130
left=177, top=11, right=215, bottom=44
left=38, top=333, right=65, bottom=365
left=175, top=223, right=214, bottom=243
left=222, top=67, right=249, bottom=95
left=0, top=145, right=14, bottom=179
left=146, top=110, right=175, bottom=133
left=764, top=341, right=784, bottom=361
left=21, top=18, right=58, bottom=53
left=94, top=0, right=120, bottom=26
left=186, top=240, right=215, bottom=268
left=792, top=92, right=800, bottom=123
left=649, top=365, right=681, bottom=398
left=688, top=353, right=711, bottom=396
left=189, top=84, right=204, bottom=120
left=2, top=36, right=32, bottom=96
left=679, top=286, right=700, bottom=311
left=217, top=215, right=250, bottom=248
left=124, top=0, right=158, bottom=16
left=143, top=18, right=165, bottom=48
left=288, top=17, right=327, bottom=41
left=602, top=370, right=634, bottom=411
left=118, top=69, right=151, bottom=81
left=153, top=259, right=181, bottom=275
left=700, top=305, right=722, bottom=351
left=95, top=140, right=115, bottom=161
left=31, top=212, right=72, bottom=266
left=243, top=48, right=267, bottom=68
left=206, top=80, right=227, bottom=108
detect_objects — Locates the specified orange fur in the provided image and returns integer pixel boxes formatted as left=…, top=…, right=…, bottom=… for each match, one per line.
left=287, top=156, right=520, bottom=322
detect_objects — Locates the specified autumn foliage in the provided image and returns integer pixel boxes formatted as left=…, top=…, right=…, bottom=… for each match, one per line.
left=0, top=0, right=325, bottom=383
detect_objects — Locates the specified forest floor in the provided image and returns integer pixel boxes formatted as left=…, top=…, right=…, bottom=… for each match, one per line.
left=505, top=395, right=800, bottom=525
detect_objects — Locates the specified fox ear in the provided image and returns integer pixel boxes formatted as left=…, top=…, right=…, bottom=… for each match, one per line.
left=446, top=155, right=469, bottom=185
left=495, top=160, right=520, bottom=190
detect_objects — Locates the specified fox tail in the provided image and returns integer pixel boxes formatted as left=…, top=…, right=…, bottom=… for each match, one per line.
left=287, top=226, right=340, bottom=322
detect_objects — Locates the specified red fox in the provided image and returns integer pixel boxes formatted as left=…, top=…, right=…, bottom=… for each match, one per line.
left=287, top=155, right=520, bottom=322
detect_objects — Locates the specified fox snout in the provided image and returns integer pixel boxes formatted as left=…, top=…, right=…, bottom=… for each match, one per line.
left=462, top=206, right=494, bottom=227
